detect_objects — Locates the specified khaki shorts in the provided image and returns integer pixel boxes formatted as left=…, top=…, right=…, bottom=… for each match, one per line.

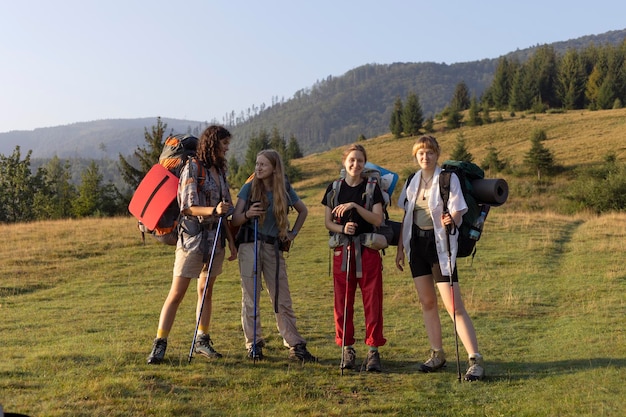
left=173, top=247, right=225, bottom=279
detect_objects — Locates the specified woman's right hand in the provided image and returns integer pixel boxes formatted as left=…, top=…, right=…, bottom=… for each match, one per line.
left=247, top=202, right=265, bottom=218
left=343, top=221, right=357, bottom=235
left=395, top=250, right=405, bottom=271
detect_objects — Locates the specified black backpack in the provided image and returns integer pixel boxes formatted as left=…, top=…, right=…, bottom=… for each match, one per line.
left=326, top=165, right=401, bottom=246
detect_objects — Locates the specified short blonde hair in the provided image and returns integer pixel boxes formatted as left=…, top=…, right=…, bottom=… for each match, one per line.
left=411, top=135, right=440, bottom=160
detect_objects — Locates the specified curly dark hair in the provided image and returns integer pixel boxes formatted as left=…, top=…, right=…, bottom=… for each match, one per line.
left=196, top=125, right=231, bottom=170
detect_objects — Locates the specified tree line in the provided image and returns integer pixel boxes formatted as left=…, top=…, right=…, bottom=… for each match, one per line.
left=0, top=118, right=304, bottom=224
left=390, top=41, right=626, bottom=140
left=0, top=147, right=124, bottom=223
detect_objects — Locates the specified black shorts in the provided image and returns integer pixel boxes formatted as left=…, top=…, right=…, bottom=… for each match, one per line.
left=408, top=225, right=457, bottom=282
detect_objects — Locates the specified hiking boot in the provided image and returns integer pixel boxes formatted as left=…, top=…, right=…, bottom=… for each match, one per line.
left=464, top=353, right=485, bottom=381
left=195, top=334, right=222, bottom=359
left=419, top=348, right=446, bottom=373
left=289, top=343, right=318, bottom=363
left=247, top=342, right=264, bottom=361
left=147, top=338, right=167, bottom=364
left=365, top=350, right=382, bottom=372
left=341, top=346, right=356, bottom=370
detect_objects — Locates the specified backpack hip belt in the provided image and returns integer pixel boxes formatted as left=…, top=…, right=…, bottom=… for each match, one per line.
left=340, top=239, right=364, bottom=279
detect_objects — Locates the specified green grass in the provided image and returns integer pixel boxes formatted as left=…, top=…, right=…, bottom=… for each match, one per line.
left=1, top=210, right=625, bottom=416
left=2, top=109, right=626, bottom=416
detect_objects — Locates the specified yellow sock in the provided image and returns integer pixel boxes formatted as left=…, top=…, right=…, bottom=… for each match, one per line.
left=156, top=329, right=169, bottom=339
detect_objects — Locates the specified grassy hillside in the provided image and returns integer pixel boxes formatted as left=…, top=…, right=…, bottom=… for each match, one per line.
left=1, top=110, right=625, bottom=416
left=290, top=108, right=626, bottom=215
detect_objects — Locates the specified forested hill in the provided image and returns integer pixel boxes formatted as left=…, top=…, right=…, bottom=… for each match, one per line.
left=228, top=29, right=626, bottom=158
left=1, top=28, right=625, bottom=161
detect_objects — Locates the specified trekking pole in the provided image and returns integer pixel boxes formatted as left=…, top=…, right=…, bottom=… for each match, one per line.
left=445, top=217, right=462, bottom=381
left=188, top=215, right=223, bottom=363
left=252, top=216, right=260, bottom=363
left=340, top=237, right=352, bottom=376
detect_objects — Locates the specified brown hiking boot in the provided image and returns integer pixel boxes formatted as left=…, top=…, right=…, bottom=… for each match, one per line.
left=289, top=343, right=317, bottom=363
left=195, top=334, right=222, bottom=359
left=341, top=346, right=356, bottom=370
left=147, top=338, right=167, bottom=365
left=419, top=348, right=446, bottom=373
left=365, top=350, right=382, bottom=372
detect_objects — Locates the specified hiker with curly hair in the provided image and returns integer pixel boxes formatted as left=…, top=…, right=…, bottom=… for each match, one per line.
left=147, top=125, right=237, bottom=364
left=231, top=149, right=317, bottom=363
left=395, top=135, right=484, bottom=381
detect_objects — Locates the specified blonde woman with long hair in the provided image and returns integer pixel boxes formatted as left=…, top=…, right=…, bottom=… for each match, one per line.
left=231, top=149, right=316, bottom=362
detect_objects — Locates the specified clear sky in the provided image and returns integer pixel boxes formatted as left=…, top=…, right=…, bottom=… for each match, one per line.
left=1, top=0, right=625, bottom=133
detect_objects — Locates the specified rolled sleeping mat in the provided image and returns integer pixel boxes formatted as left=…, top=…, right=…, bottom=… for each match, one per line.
left=471, top=178, right=509, bottom=206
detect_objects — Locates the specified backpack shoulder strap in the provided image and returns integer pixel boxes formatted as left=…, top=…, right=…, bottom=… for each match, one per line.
left=406, top=172, right=416, bottom=188
left=403, top=172, right=417, bottom=207
left=186, top=157, right=206, bottom=189
left=326, top=178, right=343, bottom=209
left=439, top=170, right=459, bottom=235
left=364, top=176, right=377, bottom=211
left=439, top=170, right=452, bottom=214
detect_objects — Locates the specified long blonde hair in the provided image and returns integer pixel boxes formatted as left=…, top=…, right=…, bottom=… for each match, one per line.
left=250, top=149, right=290, bottom=238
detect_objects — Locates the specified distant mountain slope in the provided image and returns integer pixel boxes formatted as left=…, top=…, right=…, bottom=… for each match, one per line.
left=0, top=118, right=208, bottom=159
left=229, top=60, right=497, bottom=157
left=1, top=29, right=624, bottom=161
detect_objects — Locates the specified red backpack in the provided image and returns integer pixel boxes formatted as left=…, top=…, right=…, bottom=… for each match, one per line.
left=129, top=134, right=205, bottom=245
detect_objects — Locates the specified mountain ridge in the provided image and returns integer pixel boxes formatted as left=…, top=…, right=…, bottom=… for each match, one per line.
left=1, top=28, right=624, bottom=161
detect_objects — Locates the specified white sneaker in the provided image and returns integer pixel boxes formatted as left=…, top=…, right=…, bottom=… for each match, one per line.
left=464, top=353, right=485, bottom=381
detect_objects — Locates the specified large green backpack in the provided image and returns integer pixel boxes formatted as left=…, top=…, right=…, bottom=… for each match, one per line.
left=438, top=160, right=485, bottom=258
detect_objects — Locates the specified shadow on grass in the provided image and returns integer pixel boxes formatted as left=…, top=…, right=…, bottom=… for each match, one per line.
left=0, top=283, right=52, bottom=297
left=542, top=218, right=584, bottom=272
left=378, top=356, right=626, bottom=381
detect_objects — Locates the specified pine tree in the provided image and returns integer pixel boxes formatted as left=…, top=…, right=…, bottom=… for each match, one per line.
left=585, top=65, right=603, bottom=110
left=72, top=161, right=103, bottom=217
left=389, top=97, right=404, bottom=138
left=402, top=92, right=423, bottom=136
left=118, top=117, right=169, bottom=189
left=445, top=106, right=463, bottom=129
left=524, top=129, right=555, bottom=181
left=556, top=49, right=586, bottom=109
left=0, top=146, right=40, bottom=222
left=40, top=156, right=76, bottom=219
left=509, top=65, right=537, bottom=111
left=528, top=45, right=559, bottom=108
left=466, top=96, right=483, bottom=126
left=233, top=129, right=270, bottom=187
left=269, top=127, right=286, bottom=158
left=481, top=144, right=506, bottom=174
left=450, top=81, right=471, bottom=111
left=286, top=135, right=303, bottom=159
left=486, top=57, right=516, bottom=110
left=450, top=132, right=473, bottom=162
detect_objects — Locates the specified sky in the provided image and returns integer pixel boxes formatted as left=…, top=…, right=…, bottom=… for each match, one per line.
left=1, top=0, right=625, bottom=133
